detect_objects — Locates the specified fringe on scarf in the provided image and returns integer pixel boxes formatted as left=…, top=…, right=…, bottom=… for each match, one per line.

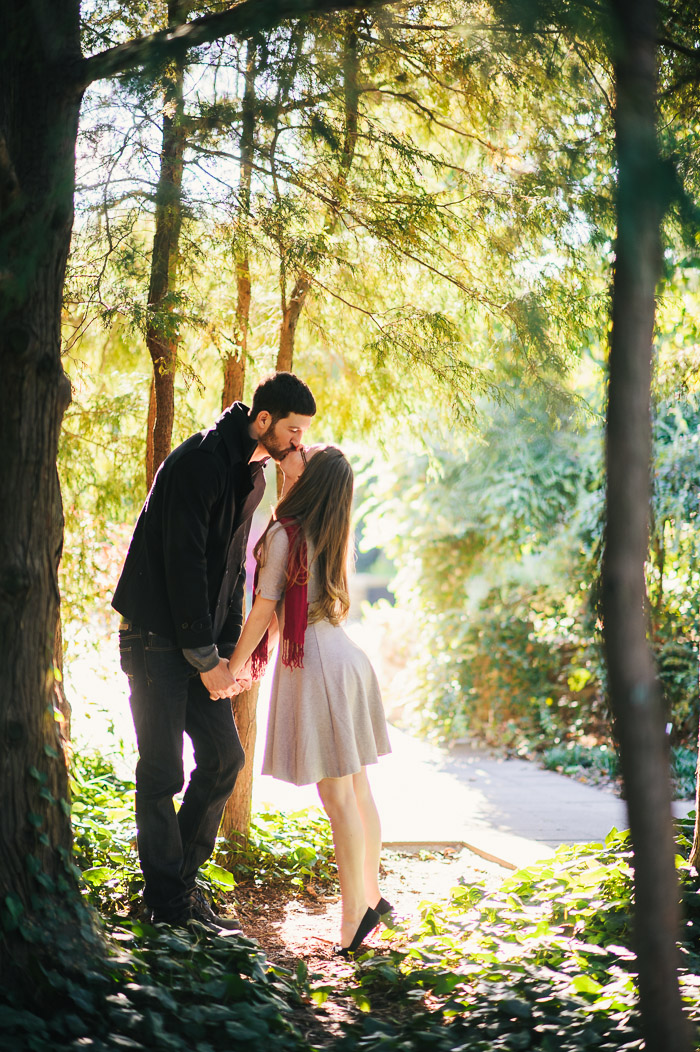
left=249, top=518, right=308, bottom=680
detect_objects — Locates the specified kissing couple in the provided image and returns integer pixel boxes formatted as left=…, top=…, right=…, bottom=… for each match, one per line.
left=114, top=371, right=392, bottom=956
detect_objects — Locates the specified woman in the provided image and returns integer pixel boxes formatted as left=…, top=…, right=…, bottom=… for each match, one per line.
left=227, top=444, right=392, bottom=957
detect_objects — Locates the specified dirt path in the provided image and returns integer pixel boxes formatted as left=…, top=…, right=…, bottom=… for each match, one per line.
left=234, top=846, right=507, bottom=1047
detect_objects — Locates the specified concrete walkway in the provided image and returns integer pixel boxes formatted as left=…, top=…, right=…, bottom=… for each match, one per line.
left=252, top=680, right=695, bottom=871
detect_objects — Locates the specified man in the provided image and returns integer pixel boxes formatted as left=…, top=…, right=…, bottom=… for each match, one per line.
left=112, top=372, right=315, bottom=930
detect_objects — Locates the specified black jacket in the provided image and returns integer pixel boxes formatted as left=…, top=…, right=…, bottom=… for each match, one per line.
left=112, top=403, right=267, bottom=649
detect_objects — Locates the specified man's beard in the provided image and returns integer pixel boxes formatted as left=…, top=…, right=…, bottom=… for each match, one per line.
left=259, top=421, right=293, bottom=461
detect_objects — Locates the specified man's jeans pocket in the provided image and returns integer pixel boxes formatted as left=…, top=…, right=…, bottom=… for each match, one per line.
left=118, top=627, right=140, bottom=678
left=143, top=632, right=190, bottom=683
left=144, top=631, right=178, bottom=652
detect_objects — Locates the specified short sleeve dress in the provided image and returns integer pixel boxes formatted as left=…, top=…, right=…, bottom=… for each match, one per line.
left=256, top=522, right=391, bottom=786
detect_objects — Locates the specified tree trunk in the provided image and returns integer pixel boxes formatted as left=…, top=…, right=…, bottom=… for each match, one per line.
left=53, top=615, right=71, bottom=745
left=144, top=1, right=189, bottom=490
left=690, top=711, right=700, bottom=866
left=222, top=327, right=247, bottom=407
left=222, top=39, right=257, bottom=410
left=222, top=682, right=261, bottom=850
left=603, top=1, right=690, bottom=1048
left=219, top=41, right=261, bottom=849
left=278, top=270, right=312, bottom=374
left=146, top=374, right=157, bottom=486
left=0, top=0, right=102, bottom=990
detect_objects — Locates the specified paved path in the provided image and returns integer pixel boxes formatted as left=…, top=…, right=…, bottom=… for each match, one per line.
left=253, top=680, right=694, bottom=871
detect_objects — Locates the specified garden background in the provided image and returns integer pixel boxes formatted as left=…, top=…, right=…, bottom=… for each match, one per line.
left=2, top=2, right=700, bottom=1051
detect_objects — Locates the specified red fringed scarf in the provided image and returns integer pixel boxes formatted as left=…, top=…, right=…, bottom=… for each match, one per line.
left=250, top=518, right=308, bottom=680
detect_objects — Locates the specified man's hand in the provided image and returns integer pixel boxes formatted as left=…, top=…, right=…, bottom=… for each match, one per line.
left=201, top=658, right=240, bottom=700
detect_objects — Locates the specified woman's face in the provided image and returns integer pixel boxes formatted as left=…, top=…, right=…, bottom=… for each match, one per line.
left=280, top=444, right=323, bottom=486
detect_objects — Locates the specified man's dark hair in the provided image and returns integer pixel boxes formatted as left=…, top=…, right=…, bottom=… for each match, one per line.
left=249, top=372, right=316, bottom=423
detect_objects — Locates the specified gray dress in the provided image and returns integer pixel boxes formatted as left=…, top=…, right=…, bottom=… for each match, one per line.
left=257, top=522, right=391, bottom=786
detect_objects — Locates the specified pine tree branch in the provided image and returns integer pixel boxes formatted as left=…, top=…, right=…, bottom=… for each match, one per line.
left=79, top=0, right=397, bottom=88
left=657, top=35, right=700, bottom=64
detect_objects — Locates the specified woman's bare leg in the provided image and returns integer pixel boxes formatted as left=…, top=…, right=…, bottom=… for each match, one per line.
left=317, top=774, right=368, bottom=947
left=352, top=767, right=382, bottom=906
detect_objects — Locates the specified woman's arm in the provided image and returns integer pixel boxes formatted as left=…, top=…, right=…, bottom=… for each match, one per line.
left=228, top=594, right=278, bottom=680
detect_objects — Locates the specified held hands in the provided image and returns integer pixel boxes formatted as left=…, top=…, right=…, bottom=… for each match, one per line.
left=227, top=655, right=252, bottom=689
left=235, top=658, right=254, bottom=692
left=200, top=657, right=251, bottom=700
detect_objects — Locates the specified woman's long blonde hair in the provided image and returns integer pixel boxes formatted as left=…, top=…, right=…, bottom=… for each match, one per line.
left=254, top=446, right=354, bottom=624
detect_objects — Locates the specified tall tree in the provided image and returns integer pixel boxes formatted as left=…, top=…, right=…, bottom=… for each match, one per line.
left=220, top=38, right=260, bottom=846
left=602, top=0, right=690, bottom=1047
left=0, top=0, right=88, bottom=982
left=221, top=37, right=258, bottom=409
left=145, top=1, right=190, bottom=489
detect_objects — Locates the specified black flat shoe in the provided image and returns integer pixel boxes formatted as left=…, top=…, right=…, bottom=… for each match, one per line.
left=335, top=906, right=380, bottom=959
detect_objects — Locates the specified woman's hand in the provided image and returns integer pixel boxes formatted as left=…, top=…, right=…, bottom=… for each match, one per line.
left=233, top=657, right=253, bottom=691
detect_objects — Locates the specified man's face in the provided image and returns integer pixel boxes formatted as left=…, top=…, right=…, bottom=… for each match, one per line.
left=258, top=412, right=313, bottom=461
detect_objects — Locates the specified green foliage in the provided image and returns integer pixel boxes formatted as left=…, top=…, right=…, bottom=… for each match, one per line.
left=68, top=0, right=612, bottom=445
left=69, top=750, right=336, bottom=918
left=671, top=747, right=699, bottom=801
left=361, top=376, right=700, bottom=759
left=543, top=743, right=698, bottom=800
left=0, top=917, right=309, bottom=1052
left=225, top=807, right=336, bottom=890
left=360, top=387, right=608, bottom=750
left=333, top=827, right=700, bottom=1051
left=14, top=742, right=700, bottom=1051
left=70, top=751, right=144, bottom=915
left=542, top=742, right=620, bottom=783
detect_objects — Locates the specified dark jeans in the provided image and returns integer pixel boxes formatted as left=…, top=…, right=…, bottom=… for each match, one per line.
left=118, top=624, right=244, bottom=916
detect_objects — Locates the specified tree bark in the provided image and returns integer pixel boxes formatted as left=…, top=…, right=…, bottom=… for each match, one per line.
left=691, top=711, right=700, bottom=866
left=146, top=374, right=157, bottom=486
left=222, top=39, right=257, bottom=410
left=222, top=682, right=261, bottom=849
left=0, top=0, right=103, bottom=988
left=278, top=271, right=312, bottom=373
left=53, top=615, right=71, bottom=745
left=145, top=0, right=189, bottom=490
left=603, top=1, right=690, bottom=1048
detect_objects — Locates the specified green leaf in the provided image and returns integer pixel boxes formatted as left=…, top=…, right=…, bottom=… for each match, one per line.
left=202, top=862, right=236, bottom=889
left=351, top=990, right=372, bottom=1013
left=571, top=974, right=603, bottom=995
left=4, top=893, right=24, bottom=925
left=81, top=866, right=113, bottom=885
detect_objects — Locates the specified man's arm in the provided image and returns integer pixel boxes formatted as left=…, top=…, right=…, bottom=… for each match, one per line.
left=217, top=564, right=246, bottom=655
left=161, top=450, right=223, bottom=649
left=183, top=644, right=219, bottom=672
